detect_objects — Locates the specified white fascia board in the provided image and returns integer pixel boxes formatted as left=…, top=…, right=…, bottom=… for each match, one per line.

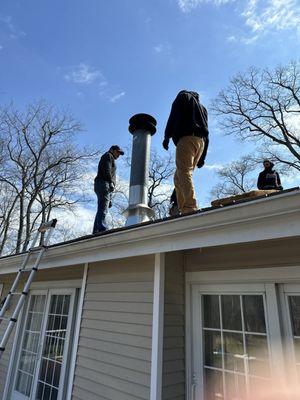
left=0, top=190, right=300, bottom=274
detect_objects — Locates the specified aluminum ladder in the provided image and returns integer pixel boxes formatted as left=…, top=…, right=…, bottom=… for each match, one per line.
left=0, top=219, right=57, bottom=359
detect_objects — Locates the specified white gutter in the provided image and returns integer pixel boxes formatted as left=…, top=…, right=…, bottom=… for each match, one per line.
left=0, top=190, right=299, bottom=274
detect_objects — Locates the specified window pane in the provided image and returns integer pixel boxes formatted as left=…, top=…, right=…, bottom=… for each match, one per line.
left=15, top=371, right=27, bottom=395
left=51, top=387, right=58, bottom=400
left=246, top=334, right=270, bottom=378
left=203, top=295, right=220, bottom=329
left=224, top=332, right=245, bottom=372
left=204, top=331, right=222, bottom=368
left=225, top=372, right=246, bottom=400
left=36, top=382, right=44, bottom=399
left=289, top=296, right=300, bottom=336
left=293, top=338, right=300, bottom=363
left=243, top=295, right=266, bottom=333
left=204, top=368, right=224, bottom=400
left=249, top=377, right=268, bottom=398
left=222, top=295, right=242, bottom=331
left=62, top=296, right=70, bottom=316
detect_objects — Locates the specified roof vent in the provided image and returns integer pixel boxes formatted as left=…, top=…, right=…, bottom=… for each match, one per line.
left=125, top=113, right=157, bottom=226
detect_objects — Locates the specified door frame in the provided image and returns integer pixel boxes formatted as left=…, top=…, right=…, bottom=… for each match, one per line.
left=185, top=265, right=300, bottom=400
left=3, top=280, right=81, bottom=400
left=11, top=289, right=47, bottom=400
left=279, top=283, right=300, bottom=382
left=31, top=288, right=76, bottom=400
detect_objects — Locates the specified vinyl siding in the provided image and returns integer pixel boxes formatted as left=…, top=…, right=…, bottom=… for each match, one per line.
left=72, top=255, right=155, bottom=400
left=185, top=237, right=300, bottom=271
left=162, top=252, right=185, bottom=400
left=0, top=264, right=84, bottom=399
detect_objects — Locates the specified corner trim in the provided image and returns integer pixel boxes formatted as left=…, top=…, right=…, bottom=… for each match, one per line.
left=66, top=263, right=89, bottom=400
left=150, top=253, right=165, bottom=400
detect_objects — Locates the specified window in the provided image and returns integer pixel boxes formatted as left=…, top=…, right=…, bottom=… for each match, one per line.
left=202, top=294, right=270, bottom=399
left=190, top=283, right=291, bottom=400
left=11, top=289, right=76, bottom=400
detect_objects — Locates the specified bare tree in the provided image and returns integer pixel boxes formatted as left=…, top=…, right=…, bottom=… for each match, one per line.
left=210, top=156, right=257, bottom=199
left=0, top=101, right=98, bottom=254
left=148, top=150, right=175, bottom=218
left=212, top=61, right=300, bottom=172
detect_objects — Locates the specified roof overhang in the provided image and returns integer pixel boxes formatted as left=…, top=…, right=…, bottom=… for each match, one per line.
left=0, top=190, right=300, bottom=274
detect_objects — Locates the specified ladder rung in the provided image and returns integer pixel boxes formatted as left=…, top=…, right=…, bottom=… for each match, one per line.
left=0, top=316, right=17, bottom=322
left=19, top=267, right=38, bottom=273
left=9, top=292, right=28, bottom=296
left=29, top=245, right=46, bottom=252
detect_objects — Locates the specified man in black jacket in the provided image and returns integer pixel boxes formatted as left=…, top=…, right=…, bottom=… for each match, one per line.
left=163, top=90, right=209, bottom=214
left=257, top=159, right=283, bottom=191
left=93, top=145, right=124, bottom=233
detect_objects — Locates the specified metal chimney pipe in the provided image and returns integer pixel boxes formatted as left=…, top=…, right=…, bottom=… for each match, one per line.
left=125, top=113, right=157, bottom=226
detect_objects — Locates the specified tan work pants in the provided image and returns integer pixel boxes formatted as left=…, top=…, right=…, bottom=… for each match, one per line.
left=174, top=136, right=204, bottom=214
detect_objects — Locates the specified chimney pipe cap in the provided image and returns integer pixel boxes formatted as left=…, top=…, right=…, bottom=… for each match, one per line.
left=129, top=113, right=157, bottom=135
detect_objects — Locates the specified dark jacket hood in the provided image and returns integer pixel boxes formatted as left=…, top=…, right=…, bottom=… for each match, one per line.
left=178, top=90, right=199, bottom=101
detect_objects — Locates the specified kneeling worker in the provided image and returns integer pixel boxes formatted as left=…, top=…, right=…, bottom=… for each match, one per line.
left=257, top=159, right=283, bottom=191
left=93, top=145, right=124, bottom=234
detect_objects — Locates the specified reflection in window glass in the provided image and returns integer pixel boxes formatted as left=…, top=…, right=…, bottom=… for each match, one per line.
left=289, top=296, right=300, bottom=336
left=224, top=332, right=244, bottom=372
left=243, top=295, right=266, bottom=333
left=222, top=295, right=242, bottom=331
left=204, top=369, right=224, bottom=400
left=225, top=372, right=246, bottom=400
left=203, top=295, right=220, bottom=329
left=204, top=331, right=222, bottom=368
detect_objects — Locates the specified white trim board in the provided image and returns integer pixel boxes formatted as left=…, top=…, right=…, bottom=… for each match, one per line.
left=0, top=190, right=300, bottom=274
left=150, top=253, right=165, bottom=400
left=186, top=265, right=300, bottom=284
left=30, top=279, right=82, bottom=289
left=66, top=263, right=89, bottom=400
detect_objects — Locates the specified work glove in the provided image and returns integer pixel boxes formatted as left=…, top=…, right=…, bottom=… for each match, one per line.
left=162, top=138, right=169, bottom=151
left=109, top=182, right=115, bottom=192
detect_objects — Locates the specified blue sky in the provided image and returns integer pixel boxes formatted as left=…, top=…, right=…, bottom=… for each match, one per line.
left=0, top=0, right=300, bottom=211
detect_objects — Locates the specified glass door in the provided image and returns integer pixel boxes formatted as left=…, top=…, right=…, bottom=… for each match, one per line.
left=281, top=284, right=300, bottom=381
left=12, top=293, right=47, bottom=400
left=192, top=285, right=272, bottom=400
left=12, top=289, right=75, bottom=400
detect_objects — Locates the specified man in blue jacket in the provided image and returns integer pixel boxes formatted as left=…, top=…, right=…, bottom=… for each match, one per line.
left=93, top=145, right=124, bottom=233
left=163, top=90, right=209, bottom=214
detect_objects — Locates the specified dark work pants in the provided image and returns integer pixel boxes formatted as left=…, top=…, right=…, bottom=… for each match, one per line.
left=93, top=180, right=111, bottom=234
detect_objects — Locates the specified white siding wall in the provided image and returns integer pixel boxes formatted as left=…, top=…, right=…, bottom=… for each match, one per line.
left=72, top=256, right=155, bottom=400
left=162, top=252, right=185, bottom=400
